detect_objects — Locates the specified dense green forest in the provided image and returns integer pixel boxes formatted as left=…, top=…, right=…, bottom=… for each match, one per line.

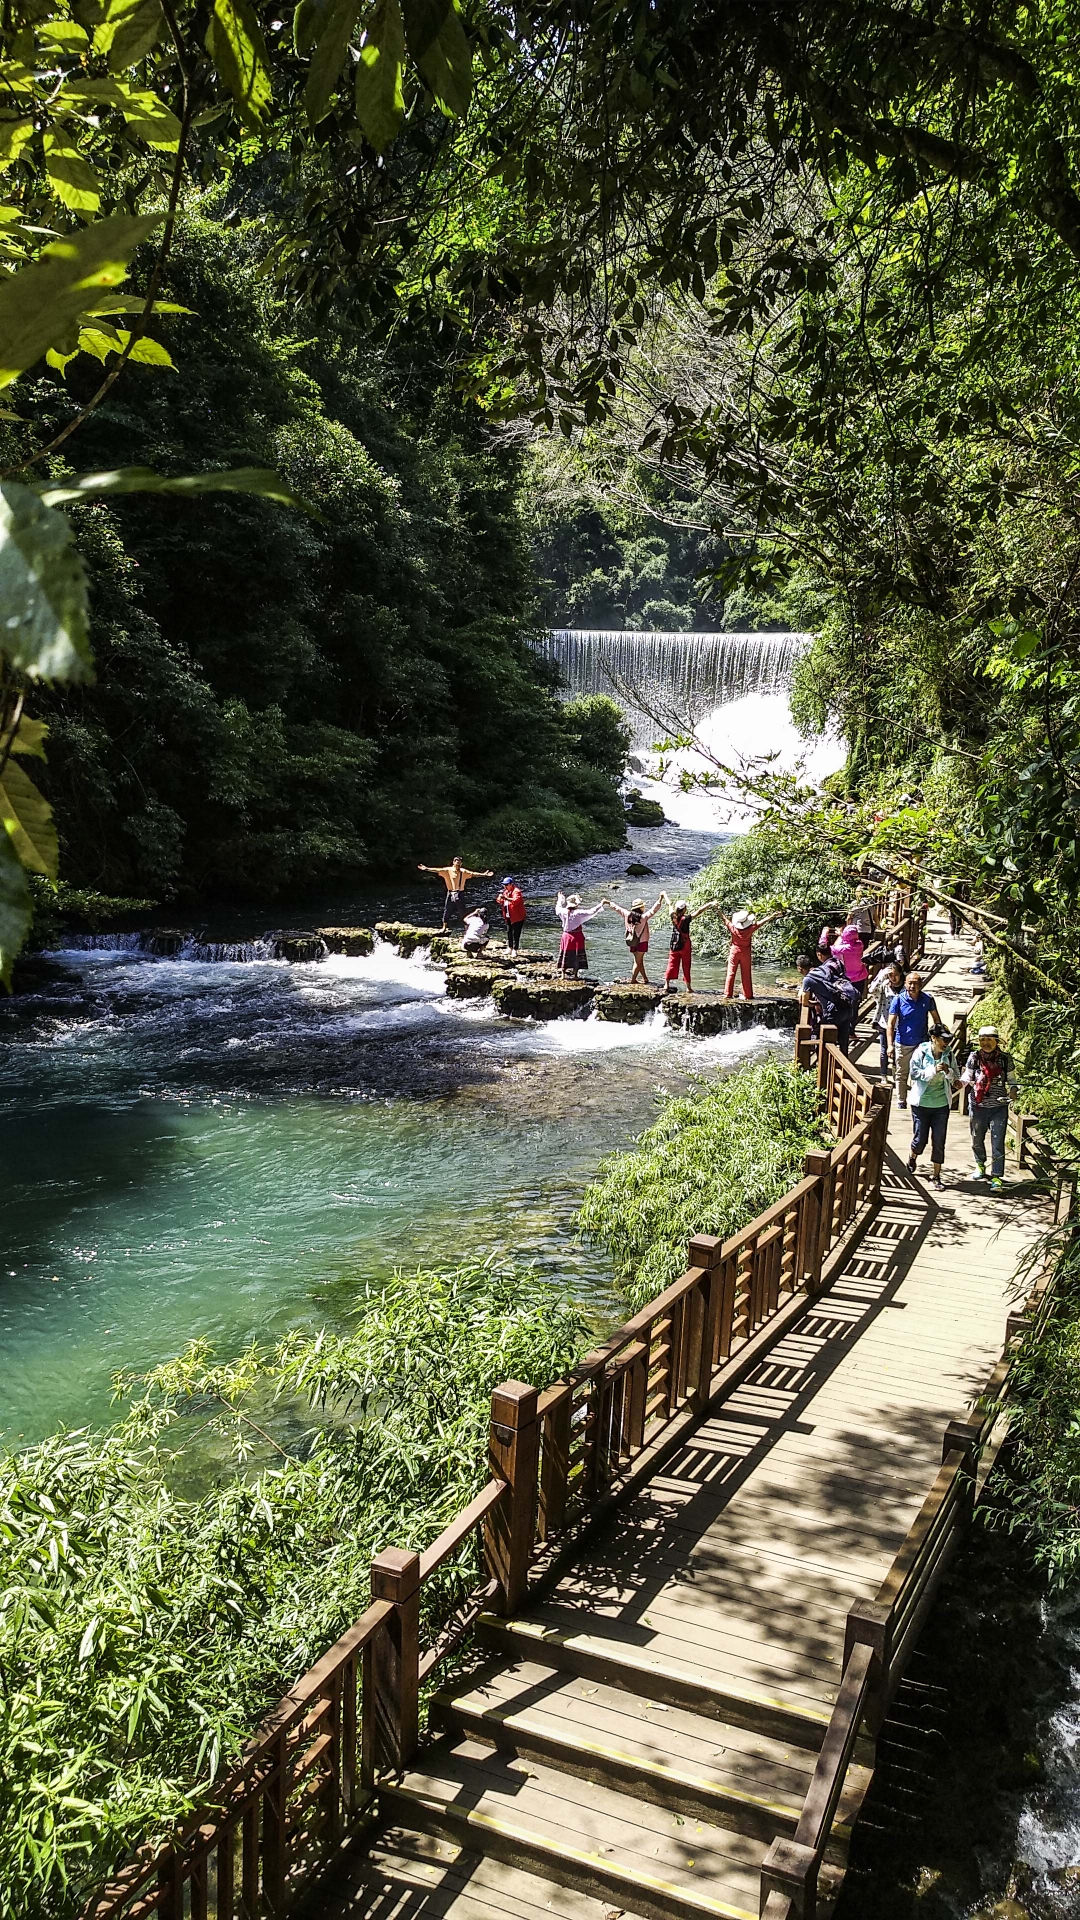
left=10, top=216, right=631, bottom=905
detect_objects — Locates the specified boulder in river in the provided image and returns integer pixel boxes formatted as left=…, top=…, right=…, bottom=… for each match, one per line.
left=663, top=992, right=801, bottom=1036
left=445, top=964, right=499, bottom=999
left=624, top=789, right=666, bottom=826
left=594, top=983, right=665, bottom=1023
left=318, top=926, right=375, bottom=956
left=492, top=977, right=596, bottom=1019
left=375, top=921, right=450, bottom=958
left=271, top=930, right=325, bottom=963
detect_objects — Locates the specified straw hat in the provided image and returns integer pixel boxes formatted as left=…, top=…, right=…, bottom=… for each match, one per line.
left=731, top=909, right=755, bottom=930
left=566, top=893, right=582, bottom=908
left=632, top=898, right=646, bottom=911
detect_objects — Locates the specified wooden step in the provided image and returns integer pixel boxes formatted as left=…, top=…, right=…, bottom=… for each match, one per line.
left=432, top=1659, right=871, bottom=1856
left=477, top=1613, right=834, bottom=1754
left=378, top=1737, right=765, bottom=1920
left=329, top=1825, right=651, bottom=1920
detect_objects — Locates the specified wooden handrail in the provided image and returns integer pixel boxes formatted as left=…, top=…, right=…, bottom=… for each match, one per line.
left=418, top=1478, right=506, bottom=1582
left=792, top=1641, right=875, bottom=1860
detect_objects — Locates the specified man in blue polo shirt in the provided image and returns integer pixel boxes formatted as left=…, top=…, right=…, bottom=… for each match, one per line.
left=887, top=970, right=939, bottom=1107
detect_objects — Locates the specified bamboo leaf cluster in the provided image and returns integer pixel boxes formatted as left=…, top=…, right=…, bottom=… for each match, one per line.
left=0, top=1259, right=590, bottom=1919
left=576, top=1056, right=829, bottom=1309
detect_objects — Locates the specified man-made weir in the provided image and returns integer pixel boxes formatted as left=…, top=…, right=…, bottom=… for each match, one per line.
left=543, top=628, right=812, bottom=733
left=81, top=915, right=1051, bottom=1920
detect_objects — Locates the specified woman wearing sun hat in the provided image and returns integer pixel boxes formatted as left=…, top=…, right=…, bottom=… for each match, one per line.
left=721, top=905, right=784, bottom=1001
left=554, top=890, right=607, bottom=975
left=961, top=1025, right=1018, bottom=1190
left=603, top=890, right=667, bottom=983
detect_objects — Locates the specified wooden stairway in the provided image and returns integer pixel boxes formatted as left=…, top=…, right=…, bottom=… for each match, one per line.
left=324, top=1614, right=872, bottom=1920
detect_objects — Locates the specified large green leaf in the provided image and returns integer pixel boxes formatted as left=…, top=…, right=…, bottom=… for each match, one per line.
left=95, top=0, right=164, bottom=70
left=0, top=482, right=92, bottom=681
left=355, top=0, right=405, bottom=150
left=208, top=0, right=273, bottom=126
left=0, top=757, right=58, bottom=879
left=0, top=214, right=160, bottom=389
left=36, top=465, right=305, bottom=509
left=0, top=821, right=33, bottom=989
left=0, top=119, right=33, bottom=169
left=305, top=0, right=362, bottom=125
left=43, top=129, right=103, bottom=218
left=7, top=714, right=47, bottom=758
left=403, top=0, right=470, bottom=116
left=61, top=80, right=182, bottom=150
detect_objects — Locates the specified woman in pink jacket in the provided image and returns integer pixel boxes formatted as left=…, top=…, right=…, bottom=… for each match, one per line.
left=832, top=915, right=869, bottom=1004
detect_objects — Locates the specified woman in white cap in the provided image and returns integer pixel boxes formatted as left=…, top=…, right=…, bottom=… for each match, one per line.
left=603, top=890, right=668, bottom=983
left=961, top=1026, right=1018, bottom=1190
left=721, top=905, right=784, bottom=1001
left=554, top=890, right=607, bottom=976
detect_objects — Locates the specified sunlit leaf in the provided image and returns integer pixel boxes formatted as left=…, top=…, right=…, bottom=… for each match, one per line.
left=403, top=0, right=469, bottom=117
left=39, top=17, right=90, bottom=45
left=95, top=0, right=163, bottom=70
left=0, top=211, right=159, bottom=389
left=0, top=757, right=58, bottom=879
left=208, top=0, right=273, bottom=127
left=0, top=819, right=32, bottom=988
left=43, top=130, right=102, bottom=218
left=0, top=480, right=92, bottom=680
left=36, top=464, right=305, bottom=509
left=304, top=0, right=361, bottom=125
left=355, top=0, right=404, bottom=150
left=61, top=80, right=182, bottom=150
left=7, top=714, right=48, bottom=758
left=0, top=118, right=33, bottom=169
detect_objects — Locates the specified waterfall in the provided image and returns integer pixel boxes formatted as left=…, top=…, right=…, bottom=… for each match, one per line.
left=543, top=629, right=812, bottom=735
left=61, top=931, right=279, bottom=961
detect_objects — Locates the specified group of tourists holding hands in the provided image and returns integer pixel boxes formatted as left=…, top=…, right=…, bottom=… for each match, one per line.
left=419, top=857, right=1016, bottom=1192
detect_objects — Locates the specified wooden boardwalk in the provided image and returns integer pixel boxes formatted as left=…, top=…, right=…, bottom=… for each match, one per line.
left=322, top=922, right=1042, bottom=1920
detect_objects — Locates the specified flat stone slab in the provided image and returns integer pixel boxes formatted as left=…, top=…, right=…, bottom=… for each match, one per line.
left=318, top=925, right=374, bottom=956
left=445, top=964, right=499, bottom=999
left=374, top=922, right=451, bottom=958
left=663, top=992, right=801, bottom=1036
left=271, top=930, right=324, bottom=963
left=492, top=978, right=596, bottom=1020
left=594, top=983, right=665, bottom=1023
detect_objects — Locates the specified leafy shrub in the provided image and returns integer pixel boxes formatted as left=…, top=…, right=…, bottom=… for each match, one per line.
left=689, top=825, right=850, bottom=962
left=989, top=1222, right=1080, bottom=1588
left=0, top=1262, right=589, bottom=1920
left=576, top=1056, right=829, bottom=1308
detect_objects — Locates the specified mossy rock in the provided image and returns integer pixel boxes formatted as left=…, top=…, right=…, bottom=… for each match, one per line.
left=625, top=862, right=656, bottom=877
left=375, top=921, right=450, bottom=957
left=476, top=949, right=559, bottom=974
left=662, top=992, right=802, bottom=1036
left=492, top=977, right=596, bottom=1020
left=318, top=925, right=374, bottom=956
left=594, top=983, right=665, bottom=1023
left=445, top=964, right=498, bottom=999
left=625, top=795, right=666, bottom=827
left=141, top=929, right=189, bottom=957
left=272, top=930, right=324, bottom=963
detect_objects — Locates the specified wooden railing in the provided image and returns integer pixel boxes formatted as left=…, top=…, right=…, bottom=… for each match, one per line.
left=1016, top=1113, right=1080, bottom=1223
left=83, top=1049, right=892, bottom=1920
left=759, top=1255, right=1055, bottom=1919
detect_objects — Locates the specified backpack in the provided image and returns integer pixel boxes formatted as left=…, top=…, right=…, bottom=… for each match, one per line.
left=670, top=918, right=689, bottom=952
left=625, top=909, right=645, bottom=948
left=805, top=965, right=858, bottom=1025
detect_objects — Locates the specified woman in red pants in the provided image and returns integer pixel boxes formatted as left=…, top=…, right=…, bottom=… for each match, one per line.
left=664, top=899, right=721, bottom=992
left=722, top=906, right=784, bottom=1000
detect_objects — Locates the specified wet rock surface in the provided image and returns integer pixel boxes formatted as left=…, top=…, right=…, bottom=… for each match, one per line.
left=663, top=991, right=801, bottom=1035
left=271, top=930, right=325, bottom=963
left=594, top=983, right=665, bottom=1022
left=374, top=921, right=451, bottom=958
left=492, top=977, right=596, bottom=1019
left=445, top=964, right=499, bottom=999
left=317, top=926, right=374, bottom=956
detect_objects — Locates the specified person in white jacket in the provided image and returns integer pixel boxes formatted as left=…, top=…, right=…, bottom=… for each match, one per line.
left=555, top=891, right=606, bottom=975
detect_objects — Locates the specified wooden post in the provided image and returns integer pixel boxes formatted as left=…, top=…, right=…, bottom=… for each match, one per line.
left=1015, top=1111, right=1029, bottom=1170
left=844, top=1598, right=890, bottom=1737
left=870, top=1084, right=892, bottom=1193
left=157, top=1855, right=182, bottom=1920
left=370, top=1546, right=421, bottom=1773
left=943, top=1418, right=982, bottom=1526
left=759, top=1836, right=818, bottom=1919
left=794, top=1020, right=814, bottom=1074
left=802, top=1150, right=830, bottom=1293
left=689, top=1233, right=724, bottom=1400
left=262, top=1728, right=287, bottom=1913
left=485, top=1381, right=540, bottom=1616
left=817, top=1025, right=837, bottom=1091
left=538, top=1387, right=572, bottom=1540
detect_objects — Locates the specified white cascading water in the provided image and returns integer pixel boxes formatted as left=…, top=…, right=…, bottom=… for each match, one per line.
left=542, top=627, right=843, bottom=829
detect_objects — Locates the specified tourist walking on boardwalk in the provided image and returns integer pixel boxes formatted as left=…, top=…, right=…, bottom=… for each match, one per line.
left=962, top=1025, right=1018, bottom=1190
left=887, top=971, right=939, bottom=1107
left=907, top=1026, right=960, bottom=1191
left=497, top=876, right=527, bottom=951
left=604, top=891, right=667, bottom=984
left=418, top=856, right=494, bottom=931
left=833, top=914, right=869, bottom=1002
left=721, top=906, right=784, bottom=1001
left=869, top=961, right=904, bottom=1075
left=665, top=899, right=720, bottom=993
left=555, top=891, right=606, bottom=976
left=795, top=951, right=859, bottom=1053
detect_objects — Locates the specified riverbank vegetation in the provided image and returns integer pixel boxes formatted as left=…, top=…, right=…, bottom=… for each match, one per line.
left=0, top=1261, right=589, bottom=1919
left=577, top=1057, right=828, bottom=1307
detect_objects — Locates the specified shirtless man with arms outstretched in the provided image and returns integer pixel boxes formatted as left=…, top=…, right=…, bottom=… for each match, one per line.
left=418, top=856, right=494, bottom=931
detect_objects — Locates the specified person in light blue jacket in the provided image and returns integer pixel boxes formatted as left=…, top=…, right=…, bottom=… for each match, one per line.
left=907, top=1026, right=960, bottom=1190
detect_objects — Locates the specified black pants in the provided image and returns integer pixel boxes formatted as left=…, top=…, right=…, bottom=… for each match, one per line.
left=505, top=920, right=523, bottom=950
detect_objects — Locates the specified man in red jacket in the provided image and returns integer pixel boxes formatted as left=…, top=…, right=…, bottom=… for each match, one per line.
left=497, top=876, right=528, bottom=950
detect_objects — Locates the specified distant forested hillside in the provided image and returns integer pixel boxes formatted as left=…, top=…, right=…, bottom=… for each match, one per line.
left=23, top=215, right=628, bottom=904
